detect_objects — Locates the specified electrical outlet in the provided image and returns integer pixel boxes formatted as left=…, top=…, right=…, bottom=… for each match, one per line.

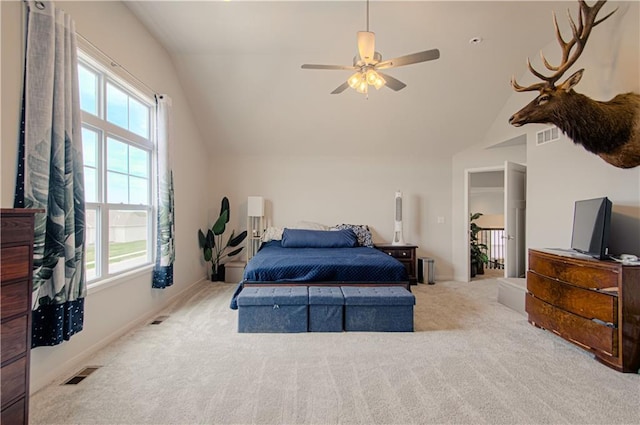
left=437, top=216, right=445, bottom=224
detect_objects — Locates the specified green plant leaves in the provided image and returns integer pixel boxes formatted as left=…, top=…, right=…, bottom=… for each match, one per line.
left=212, top=210, right=228, bottom=235
left=206, top=229, right=215, bottom=249
left=226, top=247, right=243, bottom=258
left=198, top=197, right=247, bottom=274
left=229, top=230, right=247, bottom=247
left=220, top=196, right=230, bottom=223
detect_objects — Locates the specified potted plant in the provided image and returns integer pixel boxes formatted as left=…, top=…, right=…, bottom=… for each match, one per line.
left=470, top=212, right=489, bottom=277
left=198, top=197, right=247, bottom=281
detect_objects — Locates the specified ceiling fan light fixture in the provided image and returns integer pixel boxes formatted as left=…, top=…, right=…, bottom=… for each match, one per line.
left=348, top=72, right=363, bottom=89
left=365, top=69, right=379, bottom=85
left=356, top=79, right=368, bottom=94
left=373, top=74, right=386, bottom=90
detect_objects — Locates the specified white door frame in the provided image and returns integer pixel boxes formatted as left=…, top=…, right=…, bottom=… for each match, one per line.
left=464, top=165, right=505, bottom=282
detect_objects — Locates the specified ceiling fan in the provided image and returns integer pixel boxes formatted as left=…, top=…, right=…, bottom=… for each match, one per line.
left=301, top=0, right=440, bottom=95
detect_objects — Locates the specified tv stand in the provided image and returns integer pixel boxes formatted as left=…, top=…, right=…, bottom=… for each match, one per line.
left=526, top=249, right=640, bottom=373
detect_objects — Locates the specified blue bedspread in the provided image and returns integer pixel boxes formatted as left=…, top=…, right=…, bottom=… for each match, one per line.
left=229, top=240, right=407, bottom=309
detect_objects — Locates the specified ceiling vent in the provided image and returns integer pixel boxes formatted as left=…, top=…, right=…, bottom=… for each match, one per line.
left=536, top=126, right=560, bottom=146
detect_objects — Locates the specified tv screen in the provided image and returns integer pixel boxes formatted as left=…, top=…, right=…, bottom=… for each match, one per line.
left=570, top=197, right=612, bottom=260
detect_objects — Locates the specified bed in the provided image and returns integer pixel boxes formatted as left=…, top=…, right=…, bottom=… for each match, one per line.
left=229, top=228, right=409, bottom=309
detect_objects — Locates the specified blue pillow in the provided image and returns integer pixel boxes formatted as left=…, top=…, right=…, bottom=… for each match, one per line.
left=281, top=228, right=358, bottom=248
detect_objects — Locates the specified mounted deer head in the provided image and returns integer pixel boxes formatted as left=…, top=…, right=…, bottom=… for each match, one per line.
left=509, top=0, right=640, bottom=169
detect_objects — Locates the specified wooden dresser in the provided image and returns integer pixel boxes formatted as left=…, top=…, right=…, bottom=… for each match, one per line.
left=1, top=209, right=38, bottom=424
left=526, top=249, right=640, bottom=373
left=375, top=244, right=418, bottom=285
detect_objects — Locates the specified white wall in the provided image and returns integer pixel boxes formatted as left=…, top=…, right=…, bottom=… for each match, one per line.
left=212, top=154, right=455, bottom=280
left=1, top=1, right=211, bottom=393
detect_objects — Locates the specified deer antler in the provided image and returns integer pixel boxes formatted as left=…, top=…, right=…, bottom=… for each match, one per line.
left=511, top=0, right=616, bottom=92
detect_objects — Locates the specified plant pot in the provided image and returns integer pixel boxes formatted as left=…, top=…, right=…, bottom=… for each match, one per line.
left=210, top=264, right=226, bottom=282
left=477, top=262, right=485, bottom=275
left=470, top=261, right=477, bottom=278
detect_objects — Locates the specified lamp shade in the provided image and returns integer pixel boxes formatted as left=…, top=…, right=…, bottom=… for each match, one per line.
left=247, top=196, right=264, bottom=217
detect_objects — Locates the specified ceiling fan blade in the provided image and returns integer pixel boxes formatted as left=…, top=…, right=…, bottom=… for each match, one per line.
left=357, top=31, right=375, bottom=64
left=375, top=49, right=440, bottom=70
left=301, top=64, right=357, bottom=70
left=331, top=82, right=350, bottom=94
left=377, top=72, right=406, bottom=91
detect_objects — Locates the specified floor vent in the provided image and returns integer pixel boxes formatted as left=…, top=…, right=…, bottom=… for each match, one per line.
left=63, top=366, right=101, bottom=385
left=150, top=315, right=169, bottom=325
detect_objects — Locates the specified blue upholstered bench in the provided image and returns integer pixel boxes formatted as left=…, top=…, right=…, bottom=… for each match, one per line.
left=237, top=286, right=308, bottom=333
left=341, top=286, right=415, bottom=332
left=308, top=287, right=344, bottom=332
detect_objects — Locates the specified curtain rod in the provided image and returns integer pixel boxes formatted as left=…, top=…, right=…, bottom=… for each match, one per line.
left=76, top=32, right=158, bottom=97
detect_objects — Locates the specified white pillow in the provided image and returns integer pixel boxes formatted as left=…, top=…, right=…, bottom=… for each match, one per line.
left=292, top=221, right=330, bottom=231
left=261, top=226, right=284, bottom=242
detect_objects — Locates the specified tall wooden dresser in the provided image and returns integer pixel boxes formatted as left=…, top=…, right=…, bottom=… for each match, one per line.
left=1, top=209, right=38, bottom=424
left=526, top=249, right=640, bottom=373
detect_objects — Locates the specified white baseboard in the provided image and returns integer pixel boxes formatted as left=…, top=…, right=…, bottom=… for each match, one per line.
left=30, top=277, right=205, bottom=395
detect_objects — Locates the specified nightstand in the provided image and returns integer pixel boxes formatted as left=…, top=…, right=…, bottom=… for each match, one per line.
left=375, top=244, right=418, bottom=285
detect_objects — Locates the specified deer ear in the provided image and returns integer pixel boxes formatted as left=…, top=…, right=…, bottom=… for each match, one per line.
left=558, top=69, right=584, bottom=92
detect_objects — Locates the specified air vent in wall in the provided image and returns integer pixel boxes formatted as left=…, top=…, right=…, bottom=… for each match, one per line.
left=63, top=366, right=101, bottom=385
left=536, top=126, right=560, bottom=145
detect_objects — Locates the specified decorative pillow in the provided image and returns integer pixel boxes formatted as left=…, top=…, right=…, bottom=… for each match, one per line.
left=292, top=221, right=330, bottom=231
left=281, top=228, right=358, bottom=248
left=331, top=224, right=374, bottom=247
left=261, top=226, right=284, bottom=242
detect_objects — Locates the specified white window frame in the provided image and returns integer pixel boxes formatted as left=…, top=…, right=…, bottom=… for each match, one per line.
left=78, top=49, right=157, bottom=287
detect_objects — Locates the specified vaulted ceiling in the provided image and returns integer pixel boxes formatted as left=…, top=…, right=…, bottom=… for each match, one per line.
left=125, top=1, right=592, bottom=157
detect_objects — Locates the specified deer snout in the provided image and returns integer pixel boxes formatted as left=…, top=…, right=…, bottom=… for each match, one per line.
left=509, top=114, right=524, bottom=127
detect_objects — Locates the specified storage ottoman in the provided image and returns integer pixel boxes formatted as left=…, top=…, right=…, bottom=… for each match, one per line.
left=237, top=286, right=308, bottom=333
left=341, top=286, right=415, bottom=332
left=308, top=287, right=344, bottom=332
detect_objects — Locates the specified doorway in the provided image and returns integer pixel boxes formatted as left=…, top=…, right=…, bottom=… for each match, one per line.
left=465, top=161, right=527, bottom=281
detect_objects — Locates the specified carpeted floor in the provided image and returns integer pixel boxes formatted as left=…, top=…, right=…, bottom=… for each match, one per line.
left=30, top=279, right=640, bottom=425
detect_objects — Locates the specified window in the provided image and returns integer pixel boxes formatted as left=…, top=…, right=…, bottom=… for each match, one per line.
left=78, top=53, right=155, bottom=283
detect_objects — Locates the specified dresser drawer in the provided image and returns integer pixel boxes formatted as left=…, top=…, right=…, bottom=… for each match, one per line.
left=529, top=251, right=619, bottom=290
left=380, top=248, right=413, bottom=259
left=0, top=214, right=34, bottom=244
left=1, top=356, right=27, bottom=405
left=527, top=271, right=616, bottom=324
left=0, top=246, right=30, bottom=282
left=526, top=294, right=616, bottom=356
left=1, top=316, right=28, bottom=364
left=1, top=397, right=25, bottom=425
left=1, top=281, right=29, bottom=320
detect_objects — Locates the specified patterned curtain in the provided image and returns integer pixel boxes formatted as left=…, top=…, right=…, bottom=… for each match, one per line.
left=152, top=95, right=175, bottom=288
left=14, top=1, right=86, bottom=347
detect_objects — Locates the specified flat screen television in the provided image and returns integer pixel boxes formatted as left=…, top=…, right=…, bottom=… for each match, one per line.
left=570, top=197, right=612, bottom=260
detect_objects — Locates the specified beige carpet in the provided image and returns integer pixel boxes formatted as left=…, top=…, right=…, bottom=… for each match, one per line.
left=30, top=280, right=640, bottom=424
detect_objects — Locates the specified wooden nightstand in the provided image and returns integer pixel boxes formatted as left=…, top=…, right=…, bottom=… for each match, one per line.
left=375, top=244, right=418, bottom=285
